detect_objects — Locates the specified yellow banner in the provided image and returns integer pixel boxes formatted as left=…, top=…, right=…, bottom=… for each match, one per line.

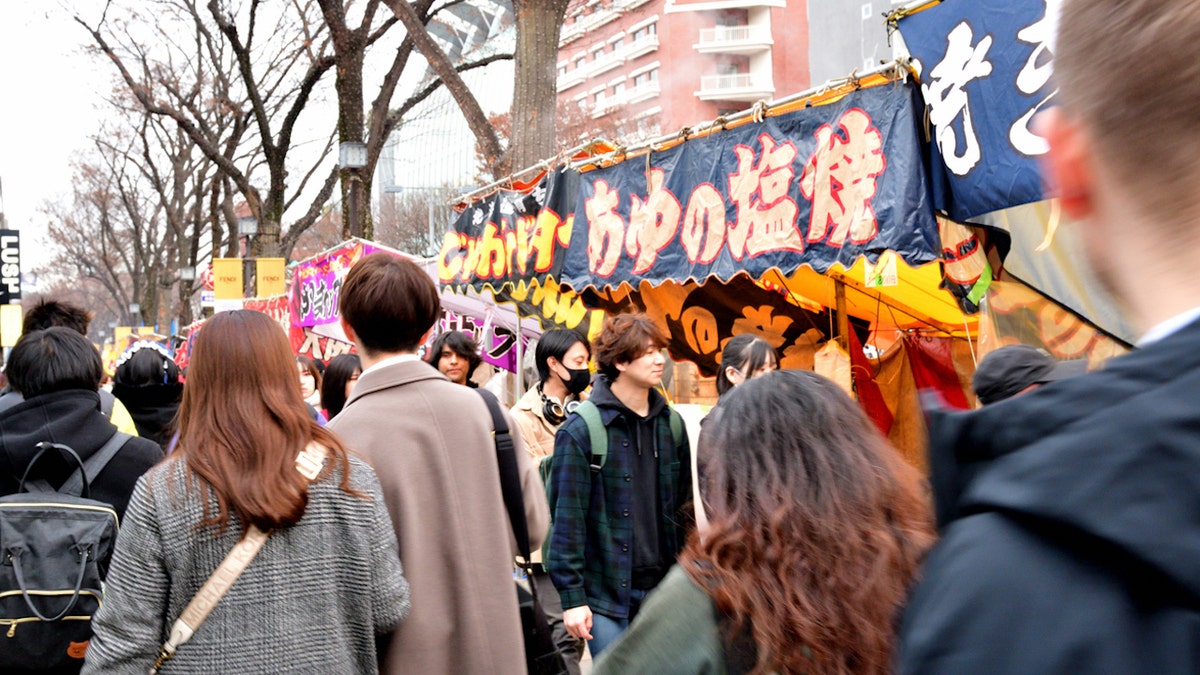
left=0, top=304, right=22, bottom=347
left=114, top=326, right=132, bottom=345
left=256, top=258, right=286, bottom=297
left=213, top=258, right=244, bottom=300
left=137, top=326, right=155, bottom=336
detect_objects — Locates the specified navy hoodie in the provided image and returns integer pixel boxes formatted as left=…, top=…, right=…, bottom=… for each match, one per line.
left=899, top=318, right=1200, bottom=674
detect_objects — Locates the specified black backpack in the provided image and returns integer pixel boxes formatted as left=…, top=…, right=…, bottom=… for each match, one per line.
left=0, top=432, right=129, bottom=670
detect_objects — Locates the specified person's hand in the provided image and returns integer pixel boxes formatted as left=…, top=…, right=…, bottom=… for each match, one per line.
left=563, top=605, right=593, bottom=640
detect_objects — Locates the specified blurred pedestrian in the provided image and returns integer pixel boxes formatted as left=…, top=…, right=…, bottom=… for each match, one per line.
left=83, top=310, right=409, bottom=673
left=594, top=370, right=933, bottom=674
left=331, top=252, right=548, bottom=674
left=320, top=353, right=362, bottom=419
left=970, top=344, right=1086, bottom=406
left=297, top=355, right=323, bottom=407
left=899, top=1, right=1200, bottom=672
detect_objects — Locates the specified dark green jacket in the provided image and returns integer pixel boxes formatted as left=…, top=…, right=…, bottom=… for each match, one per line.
left=547, top=376, right=692, bottom=618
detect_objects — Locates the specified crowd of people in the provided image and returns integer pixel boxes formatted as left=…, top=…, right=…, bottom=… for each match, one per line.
left=2, top=1, right=1198, bottom=672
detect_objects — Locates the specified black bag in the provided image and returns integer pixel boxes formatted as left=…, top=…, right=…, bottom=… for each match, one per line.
left=477, top=390, right=569, bottom=675
left=0, top=432, right=129, bottom=670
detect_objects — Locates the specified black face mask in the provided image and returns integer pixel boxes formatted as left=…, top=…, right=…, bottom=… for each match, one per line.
left=562, top=367, right=591, bottom=395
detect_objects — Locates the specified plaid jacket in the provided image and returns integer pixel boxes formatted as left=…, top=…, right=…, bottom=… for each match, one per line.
left=546, top=378, right=692, bottom=619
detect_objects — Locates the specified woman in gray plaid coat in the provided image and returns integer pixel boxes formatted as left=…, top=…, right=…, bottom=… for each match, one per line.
left=83, top=310, right=410, bottom=674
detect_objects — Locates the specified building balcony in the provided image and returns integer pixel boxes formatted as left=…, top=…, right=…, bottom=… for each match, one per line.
left=614, top=0, right=655, bottom=10
left=624, top=34, right=659, bottom=60
left=625, top=81, right=661, bottom=105
left=590, top=51, right=624, bottom=77
left=696, top=73, right=774, bottom=102
left=560, top=7, right=619, bottom=45
left=557, top=69, right=587, bottom=92
left=695, top=25, right=773, bottom=54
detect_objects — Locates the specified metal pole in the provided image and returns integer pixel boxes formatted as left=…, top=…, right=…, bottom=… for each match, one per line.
left=513, top=301, right=524, bottom=399
left=835, top=279, right=850, bottom=351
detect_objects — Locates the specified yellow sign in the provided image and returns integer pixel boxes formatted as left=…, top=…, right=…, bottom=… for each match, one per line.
left=137, top=326, right=155, bottom=336
left=114, top=326, right=132, bottom=345
left=0, top=304, right=22, bottom=348
left=256, top=258, right=287, bottom=297
left=213, top=258, right=244, bottom=300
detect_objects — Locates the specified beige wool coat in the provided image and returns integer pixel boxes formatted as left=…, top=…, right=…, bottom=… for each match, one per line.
left=330, top=358, right=550, bottom=675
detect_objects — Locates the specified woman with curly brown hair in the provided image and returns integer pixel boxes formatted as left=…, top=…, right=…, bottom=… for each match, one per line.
left=593, top=370, right=934, bottom=675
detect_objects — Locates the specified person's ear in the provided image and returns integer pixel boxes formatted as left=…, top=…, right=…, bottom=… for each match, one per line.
left=1036, top=108, right=1095, bottom=221
left=725, top=366, right=744, bottom=386
left=339, top=318, right=357, bottom=344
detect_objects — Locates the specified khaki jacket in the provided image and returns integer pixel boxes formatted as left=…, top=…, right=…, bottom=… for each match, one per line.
left=510, top=385, right=558, bottom=460
left=330, top=358, right=549, bottom=675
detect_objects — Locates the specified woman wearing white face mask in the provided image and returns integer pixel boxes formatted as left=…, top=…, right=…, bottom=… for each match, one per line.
left=715, top=334, right=779, bottom=399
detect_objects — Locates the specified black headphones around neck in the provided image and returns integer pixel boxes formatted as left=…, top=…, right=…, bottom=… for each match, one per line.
left=540, top=384, right=579, bottom=426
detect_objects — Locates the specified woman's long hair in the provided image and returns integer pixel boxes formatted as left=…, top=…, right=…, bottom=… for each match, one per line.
left=176, top=310, right=358, bottom=533
left=682, top=370, right=934, bottom=674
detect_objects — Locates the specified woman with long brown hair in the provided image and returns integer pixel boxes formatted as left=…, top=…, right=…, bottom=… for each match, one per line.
left=83, top=310, right=410, bottom=673
left=594, top=370, right=934, bottom=675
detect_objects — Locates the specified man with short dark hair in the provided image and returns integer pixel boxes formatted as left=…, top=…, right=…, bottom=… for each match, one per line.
left=328, top=252, right=549, bottom=674
left=549, top=313, right=692, bottom=658
left=0, top=298, right=139, bottom=435
left=899, top=1, right=1200, bottom=671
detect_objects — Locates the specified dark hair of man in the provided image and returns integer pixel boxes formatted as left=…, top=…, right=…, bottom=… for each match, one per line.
left=716, top=333, right=779, bottom=397
left=7, top=327, right=104, bottom=398
left=339, top=252, right=441, bottom=356
left=176, top=310, right=359, bottom=534
left=320, top=353, right=361, bottom=418
left=535, top=329, right=588, bottom=383
left=22, top=298, right=93, bottom=336
left=425, top=330, right=482, bottom=379
left=592, top=313, right=668, bottom=381
left=682, top=370, right=933, bottom=674
left=115, top=347, right=182, bottom=386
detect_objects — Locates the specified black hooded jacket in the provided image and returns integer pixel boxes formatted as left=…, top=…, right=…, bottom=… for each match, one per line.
left=898, top=318, right=1200, bottom=674
left=112, top=381, right=183, bottom=451
left=0, top=389, right=163, bottom=520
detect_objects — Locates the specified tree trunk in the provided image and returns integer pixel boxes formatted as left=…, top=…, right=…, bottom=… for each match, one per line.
left=511, top=0, right=571, bottom=171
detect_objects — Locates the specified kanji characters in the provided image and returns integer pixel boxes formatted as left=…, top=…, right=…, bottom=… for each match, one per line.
left=625, top=169, right=682, bottom=274
left=726, top=134, right=804, bottom=259
left=922, top=21, right=994, bottom=176
left=800, top=109, right=886, bottom=247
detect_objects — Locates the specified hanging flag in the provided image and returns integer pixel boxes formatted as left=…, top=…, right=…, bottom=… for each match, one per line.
left=0, top=304, right=21, bottom=347
left=0, top=230, right=20, bottom=305
left=256, top=257, right=287, bottom=297
left=897, top=0, right=1059, bottom=220
left=212, top=258, right=244, bottom=300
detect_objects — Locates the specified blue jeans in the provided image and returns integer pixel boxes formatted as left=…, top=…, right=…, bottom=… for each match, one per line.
left=587, top=588, right=648, bottom=658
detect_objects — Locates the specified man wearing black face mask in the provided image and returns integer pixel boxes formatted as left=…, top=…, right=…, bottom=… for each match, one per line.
left=510, top=328, right=591, bottom=675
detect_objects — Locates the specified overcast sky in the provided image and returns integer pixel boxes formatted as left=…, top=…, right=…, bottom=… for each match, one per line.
left=0, top=3, right=111, bottom=272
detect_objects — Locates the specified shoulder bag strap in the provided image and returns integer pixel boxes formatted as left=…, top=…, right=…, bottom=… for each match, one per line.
left=151, top=442, right=327, bottom=673
left=477, top=389, right=532, bottom=563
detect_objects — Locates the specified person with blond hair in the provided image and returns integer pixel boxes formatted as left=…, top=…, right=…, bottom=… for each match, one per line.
left=84, top=310, right=409, bottom=673
left=900, top=2, right=1200, bottom=672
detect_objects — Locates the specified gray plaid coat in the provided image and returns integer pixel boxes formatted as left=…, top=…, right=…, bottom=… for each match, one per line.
left=83, top=454, right=409, bottom=674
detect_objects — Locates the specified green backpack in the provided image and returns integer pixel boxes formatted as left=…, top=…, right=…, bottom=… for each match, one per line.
left=538, top=400, right=684, bottom=564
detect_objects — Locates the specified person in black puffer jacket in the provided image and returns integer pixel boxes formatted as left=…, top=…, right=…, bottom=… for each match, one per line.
left=111, top=341, right=183, bottom=452
left=0, top=328, right=162, bottom=521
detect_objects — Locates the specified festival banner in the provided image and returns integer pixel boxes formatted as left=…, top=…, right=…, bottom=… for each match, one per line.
left=438, top=168, right=578, bottom=291
left=0, top=230, right=20, bottom=305
left=212, top=258, right=244, bottom=300
left=562, top=82, right=938, bottom=292
left=898, top=0, right=1057, bottom=220
left=585, top=274, right=869, bottom=376
left=289, top=240, right=378, bottom=328
left=432, top=310, right=532, bottom=374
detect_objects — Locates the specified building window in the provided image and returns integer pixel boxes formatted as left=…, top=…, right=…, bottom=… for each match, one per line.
left=558, top=65, right=567, bottom=77
left=632, top=23, right=657, bottom=41
left=574, top=56, right=586, bottom=70
left=613, top=81, right=626, bottom=95
left=612, top=37, right=625, bottom=51
left=591, top=46, right=605, bottom=60
left=633, top=69, right=658, bottom=87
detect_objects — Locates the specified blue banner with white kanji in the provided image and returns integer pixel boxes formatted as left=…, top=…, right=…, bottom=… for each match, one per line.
left=561, top=81, right=939, bottom=292
left=898, top=0, right=1058, bottom=221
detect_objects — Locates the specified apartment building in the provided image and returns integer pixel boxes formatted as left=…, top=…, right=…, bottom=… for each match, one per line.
left=556, top=0, right=811, bottom=141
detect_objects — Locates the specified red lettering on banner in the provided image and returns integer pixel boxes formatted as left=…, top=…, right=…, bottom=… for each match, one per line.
left=800, top=108, right=886, bottom=247
left=681, top=184, right=726, bottom=264
left=726, top=134, right=803, bottom=260
left=585, top=180, right=625, bottom=277
left=625, top=169, right=682, bottom=274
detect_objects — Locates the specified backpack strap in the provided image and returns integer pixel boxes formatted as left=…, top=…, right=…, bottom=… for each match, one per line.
left=58, top=431, right=132, bottom=497
left=667, top=407, right=683, bottom=447
left=574, top=400, right=607, bottom=472
left=477, top=389, right=534, bottom=564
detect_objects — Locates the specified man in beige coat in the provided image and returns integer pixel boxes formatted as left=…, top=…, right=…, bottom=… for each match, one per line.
left=330, top=252, right=550, bottom=674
